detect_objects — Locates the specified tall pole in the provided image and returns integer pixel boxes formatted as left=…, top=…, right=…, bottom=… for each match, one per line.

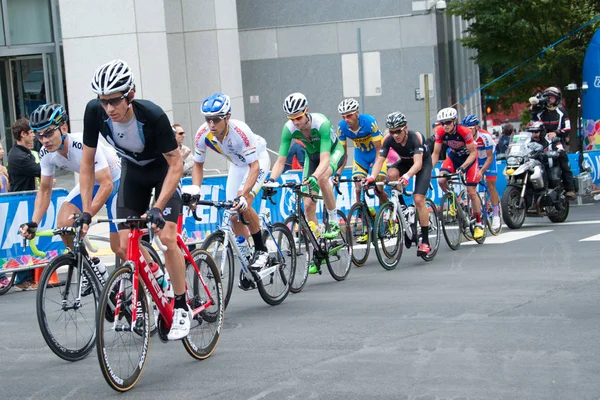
left=424, top=74, right=431, bottom=138
left=357, top=28, right=365, bottom=112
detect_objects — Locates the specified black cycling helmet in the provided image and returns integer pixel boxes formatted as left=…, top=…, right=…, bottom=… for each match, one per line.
left=526, top=121, right=546, bottom=135
left=543, top=86, right=561, bottom=106
left=30, top=104, right=68, bottom=131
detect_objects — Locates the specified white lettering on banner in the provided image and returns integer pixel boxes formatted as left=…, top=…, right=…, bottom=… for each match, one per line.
left=2, top=200, right=29, bottom=250
left=279, top=174, right=301, bottom=220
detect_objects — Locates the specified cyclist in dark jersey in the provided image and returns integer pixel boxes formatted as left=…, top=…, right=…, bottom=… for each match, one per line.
left=78, top=59, right=190, bottom=341
left=366, top=112, right=433, bottom=256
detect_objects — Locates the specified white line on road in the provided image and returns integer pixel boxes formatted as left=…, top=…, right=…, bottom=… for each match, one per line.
left=579, top=234, right=600, bottom=242
left=462, top=229, right=553, bottom=245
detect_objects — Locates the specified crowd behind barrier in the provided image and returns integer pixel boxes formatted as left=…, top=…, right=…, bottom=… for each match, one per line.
left=1, top=151, right=599, bottom=270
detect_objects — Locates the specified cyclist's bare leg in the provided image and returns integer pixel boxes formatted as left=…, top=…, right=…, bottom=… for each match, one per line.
left=486, top=177, right=500, bottom=205
left=467, top=186, right=481, bottom=215
left=318, top=167, right=336, bottom=212
left=414, top=194, right=429, bottom=228
left=353, top=181, right=361, bottom=204
left=232, top=207, right=260, bottom=237
left=304, top=196, right=318, bottom=226
left=374, top=176, right=389, bottom=204
left=387, top=167, right=400, bottom=182
left=57, top=202, right=78, bottom=249
left=158, top=221, right=186, bottom=294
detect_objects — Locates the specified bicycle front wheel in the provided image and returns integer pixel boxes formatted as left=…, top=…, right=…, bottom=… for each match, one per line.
left=284, top=215, right=310, bottom=293
left=373, top=202, right=403, bottom=270
left=440, top=192, right=462, bottom=250
left=325, top=211, right=352, bottom=281
left=201, top=231, right=234, bottom=310
left=37, top=253, right=99, bottom=362
left=184, top=249, right=223, bottom=360
left=347, top=203, right=370, bottom=267
left=256, top=223, right=296, bottom=305
left=417, top=199, right=441, bottom=262
left=96, top=263, right=150, bottom=392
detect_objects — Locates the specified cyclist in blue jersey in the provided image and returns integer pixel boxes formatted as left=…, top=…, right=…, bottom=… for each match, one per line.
left=334, top=98, right=388, bottom=205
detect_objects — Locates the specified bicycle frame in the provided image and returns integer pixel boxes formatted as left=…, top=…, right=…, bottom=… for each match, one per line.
left=111, top=223, right=216, bottom=332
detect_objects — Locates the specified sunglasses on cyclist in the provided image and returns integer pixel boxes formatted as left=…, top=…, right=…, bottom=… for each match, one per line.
left=34, top=126, right=60, bottom=139
left=389, top=127, right=407, bottom=135
left=99, top=94, right=127, bottom=107
left=440, top=120, right=454, bottom=126
left=287, top=110, right=307, bottom=121
left=205, top=115, right=226, bottom=124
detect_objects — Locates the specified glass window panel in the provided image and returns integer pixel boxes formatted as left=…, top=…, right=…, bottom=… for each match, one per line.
left=7, top=0, right=52, bottom=45
left=0, top=3, right=5, bottom=46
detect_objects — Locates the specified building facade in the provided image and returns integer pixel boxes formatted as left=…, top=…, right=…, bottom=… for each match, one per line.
left=0, top=0, right=480, bottom=172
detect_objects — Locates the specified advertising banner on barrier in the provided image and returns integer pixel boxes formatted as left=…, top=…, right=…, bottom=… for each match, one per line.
left=0, top=189, right=69, bottom=268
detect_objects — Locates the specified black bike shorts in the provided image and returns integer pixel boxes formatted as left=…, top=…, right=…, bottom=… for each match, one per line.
left=389, top=158, right=433, bottom=196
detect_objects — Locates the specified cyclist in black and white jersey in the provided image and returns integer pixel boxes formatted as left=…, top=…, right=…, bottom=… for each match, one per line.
left=19, top=103, right=125, bottom=260
left=79, top=59, right=189, bottom=340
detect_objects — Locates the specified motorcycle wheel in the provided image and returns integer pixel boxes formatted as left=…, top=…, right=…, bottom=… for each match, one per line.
left=548, top=198, right=569, bottom=223
left=501, top=185, right=526, bottom=229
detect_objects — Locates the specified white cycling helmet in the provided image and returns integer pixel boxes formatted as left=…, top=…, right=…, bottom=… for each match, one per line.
left=201, top=93, right=232, bottom=117
left=436, top=107, right=458, bottom=122
left=338, top=98, right=359, bottom=114
left=283, top=93, right=308, bottom=115
left=91, top=59, right=134, bottom=96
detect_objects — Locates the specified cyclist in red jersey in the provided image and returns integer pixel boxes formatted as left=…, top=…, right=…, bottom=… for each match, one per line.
left=431, top=107, right=484, bottom=239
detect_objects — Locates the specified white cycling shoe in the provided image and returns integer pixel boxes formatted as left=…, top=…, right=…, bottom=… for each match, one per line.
left=167, top=306, right=192, bottom=340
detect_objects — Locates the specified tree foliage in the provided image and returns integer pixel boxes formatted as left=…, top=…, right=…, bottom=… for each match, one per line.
left=448, top=0, right=600, bottom=116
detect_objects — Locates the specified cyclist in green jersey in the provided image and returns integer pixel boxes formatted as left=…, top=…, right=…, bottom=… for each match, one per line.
left=268, top=93, right=345, bottom=247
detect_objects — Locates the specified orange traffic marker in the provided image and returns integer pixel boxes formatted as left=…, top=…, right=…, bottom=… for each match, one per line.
left=33, top=266, right=60, bottom=285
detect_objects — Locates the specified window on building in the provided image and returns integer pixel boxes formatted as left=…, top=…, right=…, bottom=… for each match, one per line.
left=7, top=0, right=53, bottom=45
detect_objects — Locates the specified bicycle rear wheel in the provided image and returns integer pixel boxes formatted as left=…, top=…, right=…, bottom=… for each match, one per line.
left=37, top=253, right=99, bottom=361
left=284, top=215, right=309, bottom=293
left=324, top=210, right=352, bottom=280
left=256, top=223, right=296, bottom=305
left=0, top=269, right=16, bottom=295
left=201, top=231, right=234, bottom=310
left=440, top=192, right=462, bottom=250
left=184, top=249, right=223, bottom=360
left=347, top=203, right=370, bottom=267
left=460, top=189, right=486, bottom=244
left=417, top=199, right=441, bottom=261
left=96, top=262, right=150, bottom=392
left=373, top=202, right=403, bottom=270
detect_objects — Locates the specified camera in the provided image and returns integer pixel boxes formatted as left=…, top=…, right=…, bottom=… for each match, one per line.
left=529, top=92, right=548, bottom=115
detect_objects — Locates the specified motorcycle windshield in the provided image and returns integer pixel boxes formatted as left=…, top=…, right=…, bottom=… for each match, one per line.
left=506, top=132, right=532, bottom=157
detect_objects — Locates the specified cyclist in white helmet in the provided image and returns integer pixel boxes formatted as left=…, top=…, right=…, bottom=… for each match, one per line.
left=78, top=59, right=190, bottom=340
left=192, top=93, right=271, bottom=272
left=432, top=107, right=484, bottom=239
left=334, top=98, right=388, bottom=210
left=268, top=93, right=345, bottom=273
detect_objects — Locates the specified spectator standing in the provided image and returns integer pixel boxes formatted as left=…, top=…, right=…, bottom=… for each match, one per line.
left=7, top=118, right=41, bottom=290
left=496, top=123, right=514, bottom=155
left=173, top=124, right=193, bottom=177
left=0, top=142, right=8, bottom=193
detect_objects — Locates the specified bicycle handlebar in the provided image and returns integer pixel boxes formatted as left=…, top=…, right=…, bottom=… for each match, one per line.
left=22, top=225, right=98, bottom=258
left=431, top=172, right=467, bottom=186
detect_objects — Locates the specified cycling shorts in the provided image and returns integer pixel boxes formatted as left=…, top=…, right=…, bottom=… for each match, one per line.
left=303, top=141, right=345, bottom=193
left=117, top=159, right=182, bottom=230
left=440, top=154, right=478, bottom=186
left=67, top=180, right=119, bottom=233
left=478, top=153, right=497, bottom=179
left=389, top=160, right=432, bottom=196
left=226, top=150, right=270, bottom=201
left=352, top=150, right=387, bottom=178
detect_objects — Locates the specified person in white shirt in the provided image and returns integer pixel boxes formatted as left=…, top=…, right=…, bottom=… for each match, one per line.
left=19, top=103, right=125, bottom=260
left=192, top=93, right=271, bottom=271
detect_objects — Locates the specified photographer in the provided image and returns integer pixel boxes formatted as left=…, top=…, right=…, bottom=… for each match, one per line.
left=528, top=87, right=576, bottom=200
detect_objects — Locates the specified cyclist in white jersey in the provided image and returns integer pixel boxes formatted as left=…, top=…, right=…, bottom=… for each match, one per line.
left=193, top=93, right=272, bottom=271
left=19, top=103, right=125, bottom=260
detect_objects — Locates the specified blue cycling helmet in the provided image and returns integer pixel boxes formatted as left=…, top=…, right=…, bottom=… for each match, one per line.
left=461, top=114, right=479, bottom=127
left=30, top=103, right=68, bottom=131
left=201, top=93, right=231, bottom=117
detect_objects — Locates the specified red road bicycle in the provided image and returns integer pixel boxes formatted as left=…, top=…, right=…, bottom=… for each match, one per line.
left=95, top=217, right=223, bottom=392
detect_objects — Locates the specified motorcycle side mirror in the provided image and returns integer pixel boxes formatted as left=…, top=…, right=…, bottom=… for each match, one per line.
left=497, top=153, right=506, bottom=161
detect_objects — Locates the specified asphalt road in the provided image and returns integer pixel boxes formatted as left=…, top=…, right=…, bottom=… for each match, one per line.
left=1, top=201, right=600, bottom=399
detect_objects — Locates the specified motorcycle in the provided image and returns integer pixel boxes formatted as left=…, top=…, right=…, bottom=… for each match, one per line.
left=501, top=132, right=569, bottom=229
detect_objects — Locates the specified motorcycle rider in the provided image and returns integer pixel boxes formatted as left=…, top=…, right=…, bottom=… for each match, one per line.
left=529, top=87, right=576, bottom=199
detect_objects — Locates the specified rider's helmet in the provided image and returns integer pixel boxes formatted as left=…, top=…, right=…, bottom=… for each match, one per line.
left=542, top=86, right=561, bottom=107
left=201, top=93, right=231, bottom=116
left=526, top=120, right=546, bottom=140
left=385, top=112, right=407, bottom=129
left=91, top=59, right=134, bottom=96
left=30, top=103, right=68, bottom=131
left=436, top=107, right=458, bottom=122
left=337, top=98, right=359, bottom=115
left=461, top=114, right=480, bottom=127
left=283, top=93, right=308, bottom=116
